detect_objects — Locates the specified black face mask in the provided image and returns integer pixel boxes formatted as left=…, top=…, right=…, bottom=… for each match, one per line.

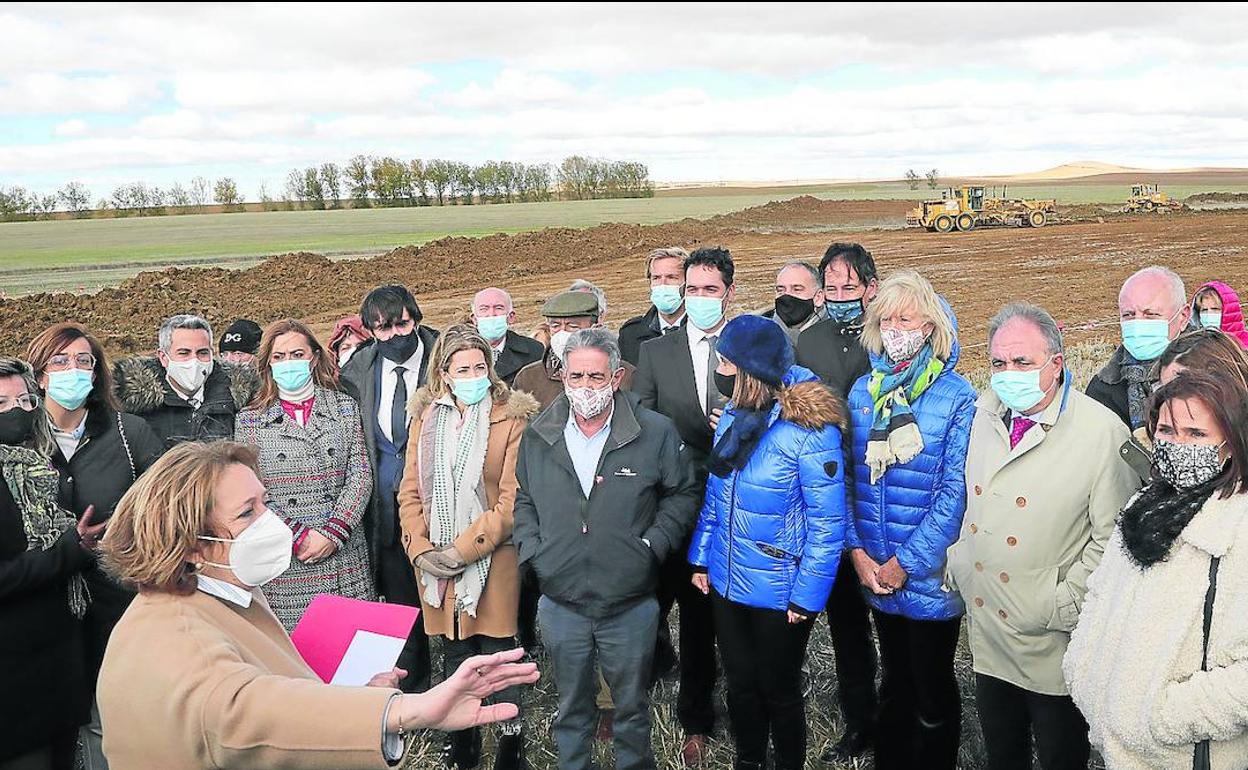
left=376, top=329, right=422, bottom=363
left=0, top=407, right=37, bottom=447
left=774, top=294, right=816, bottom=327
left=714, top=371, right=737, bottom=400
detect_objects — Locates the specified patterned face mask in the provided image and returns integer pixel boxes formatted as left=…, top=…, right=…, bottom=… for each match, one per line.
left=1153, top=438, right=1227, bottom=490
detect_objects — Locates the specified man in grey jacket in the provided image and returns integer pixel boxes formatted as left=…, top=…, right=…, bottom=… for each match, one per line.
left=513, top=328, right=700, bottom=770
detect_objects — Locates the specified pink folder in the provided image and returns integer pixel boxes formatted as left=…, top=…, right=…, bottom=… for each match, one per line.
left=291, top=594, right=420, bottom=684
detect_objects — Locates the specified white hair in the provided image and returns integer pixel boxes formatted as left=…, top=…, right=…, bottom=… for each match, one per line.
left=158, top=314, right=213, bottom=352
left=564, top=327, right=621, bottom=372
left=1121, top=266, right=1186, bottom=314
left=472, top=287, right=514, bottom=313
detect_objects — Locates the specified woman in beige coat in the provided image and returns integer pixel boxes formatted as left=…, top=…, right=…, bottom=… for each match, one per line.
left=1064, top=371, right=1248, bottom=769
left=398, top=325, right=538, bottom=770
left=96, top=441, right=537, bottom=770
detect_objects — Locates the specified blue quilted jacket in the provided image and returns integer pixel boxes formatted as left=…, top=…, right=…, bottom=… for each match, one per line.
left=845, top=301, right=976, bottom=621
left=689, top=366, right=848, bottom=615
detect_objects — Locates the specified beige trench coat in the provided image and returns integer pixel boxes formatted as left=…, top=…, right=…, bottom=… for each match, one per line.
left=946, top=383, right=1140, bottom=695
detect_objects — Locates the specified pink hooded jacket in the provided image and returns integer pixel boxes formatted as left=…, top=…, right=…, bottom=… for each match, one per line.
left=1195, top=281, right=1248, bottom=348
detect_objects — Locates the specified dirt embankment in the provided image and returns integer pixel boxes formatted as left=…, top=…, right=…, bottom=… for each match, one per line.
left=707, top=195, right=912, bottom=230
left=4, top=197, right=1248, bottom=361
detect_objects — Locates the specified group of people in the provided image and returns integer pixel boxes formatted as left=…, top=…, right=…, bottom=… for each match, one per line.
left=2, top=240, right=1248, bottom=770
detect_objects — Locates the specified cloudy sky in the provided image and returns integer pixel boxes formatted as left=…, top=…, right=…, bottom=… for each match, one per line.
left=3, top=3, right=1248, bottom=199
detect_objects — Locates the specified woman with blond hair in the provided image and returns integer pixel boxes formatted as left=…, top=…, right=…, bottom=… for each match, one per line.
left=397, top=324, right=538, bottom=770
left=844, top=269, right=977, bottom=770
left=233, top=318, right=373, bottom=630
left=95, top=440, right=539, bottom=769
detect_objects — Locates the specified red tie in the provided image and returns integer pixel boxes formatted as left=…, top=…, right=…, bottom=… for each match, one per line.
left=1009, top=416, right=1036, bottom=449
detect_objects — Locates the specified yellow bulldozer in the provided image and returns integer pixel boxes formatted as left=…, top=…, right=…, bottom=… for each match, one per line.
left=906, top=185, right=1056, bottom=233
left=1121, top=183, right=1183, bottom=213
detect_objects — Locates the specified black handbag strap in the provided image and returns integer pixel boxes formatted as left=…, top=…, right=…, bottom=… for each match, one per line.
left=1194, top=555, right=1221, bottom=770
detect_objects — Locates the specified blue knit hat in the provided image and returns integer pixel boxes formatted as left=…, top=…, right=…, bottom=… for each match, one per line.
left=715, top=315, right=794, bottom=387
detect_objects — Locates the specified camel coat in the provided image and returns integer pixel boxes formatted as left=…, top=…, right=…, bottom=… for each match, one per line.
left=97, top=588, right=396, bottom=770
left=947, top=381, right=1140, bottom=695
left=398, top=387, right=539, bottom=640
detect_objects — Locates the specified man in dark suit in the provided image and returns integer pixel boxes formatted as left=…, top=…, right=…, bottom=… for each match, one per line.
left=794, top=242, right=881, bottom=762
left=339, top=284, right=439, bottom=693
left=634, top=245, right=736, bottom=766
left=471, top=287, right=545, bottom=387
left=618, top=247, right=689, bottom=366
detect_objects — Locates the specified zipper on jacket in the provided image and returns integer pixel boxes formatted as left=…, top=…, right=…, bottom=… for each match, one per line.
left=725, top=473, right=740, bottom=602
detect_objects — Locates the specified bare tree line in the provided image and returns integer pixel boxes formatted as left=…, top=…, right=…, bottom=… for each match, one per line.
left=0, top=155, right=653, bottom=222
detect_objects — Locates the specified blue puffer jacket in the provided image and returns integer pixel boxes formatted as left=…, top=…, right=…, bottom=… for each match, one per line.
left=846, top=299, right=976, bottom=621
left=689, top=366, right=848, bottom=615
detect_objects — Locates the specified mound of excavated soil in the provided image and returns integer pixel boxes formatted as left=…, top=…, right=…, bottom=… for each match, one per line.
left=1186, top=192, right=1248, bottom=204
left=0, top=219, right=733, bottom=356
left=707, top=196, right=912, bottom=229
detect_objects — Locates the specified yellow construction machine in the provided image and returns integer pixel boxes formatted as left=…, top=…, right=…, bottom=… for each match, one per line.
left=1121, top=183, right=1183, bottom=213
left=906, top=185, right=1056, bottom=233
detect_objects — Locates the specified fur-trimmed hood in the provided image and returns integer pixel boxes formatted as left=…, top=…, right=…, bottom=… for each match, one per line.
left=406, top=385, right=540, bottom=425
left=776, top=366, right=846, bottom=430
left=113, top=355, right=258, bottom=413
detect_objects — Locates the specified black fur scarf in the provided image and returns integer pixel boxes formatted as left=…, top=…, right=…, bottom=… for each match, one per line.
left=1119, top=477, right=1221, bottom=568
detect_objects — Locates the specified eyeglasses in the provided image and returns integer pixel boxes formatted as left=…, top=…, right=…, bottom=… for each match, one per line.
left=47, top=353, right=96, bottom=371
left=0, top=394, right=40, bottom=412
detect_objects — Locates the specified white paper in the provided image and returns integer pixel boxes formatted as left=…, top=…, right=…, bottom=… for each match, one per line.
left=330, top=630, right=407, bottom=686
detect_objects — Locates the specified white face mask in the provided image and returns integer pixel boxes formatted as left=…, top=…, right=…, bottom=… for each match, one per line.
left=199, top=509, right=293, bottom=587
left=167, top=358, right=214, bottom=395
left=337, top=347, right=356, bottom=368
left=567, top=384, right=615, bottom=419
left=881, top=327, right=928, bottom=362
left=550, top=330, right=573, bottom=362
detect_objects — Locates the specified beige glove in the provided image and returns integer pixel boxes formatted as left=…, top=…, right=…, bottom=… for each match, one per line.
left=415, top=549, right=465, bottom=579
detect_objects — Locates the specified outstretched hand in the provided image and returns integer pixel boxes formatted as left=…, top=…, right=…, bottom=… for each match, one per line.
left=400, top=648, right=539, bottom=733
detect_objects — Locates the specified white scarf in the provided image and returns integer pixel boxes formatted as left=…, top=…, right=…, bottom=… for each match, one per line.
left=419, top=395, right=491, bottom=616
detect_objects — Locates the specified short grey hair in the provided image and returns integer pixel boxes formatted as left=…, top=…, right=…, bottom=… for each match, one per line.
left=988, top=302, right=1064, bottom=356
left=776, top=261, right=820, bottom=285
left=158, top=314, right=214, bottom=352
left=563, top=327, right=621, bottom=373
left=1121, top=266, right=1186, bottom=313
left=569, top=279, right=607, bottom=318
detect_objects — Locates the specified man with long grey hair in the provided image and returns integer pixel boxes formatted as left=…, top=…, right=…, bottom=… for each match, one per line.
left=947, top=301, right=1139, bottom=770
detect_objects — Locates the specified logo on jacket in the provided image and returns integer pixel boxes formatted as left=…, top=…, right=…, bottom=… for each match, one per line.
left=614, top=467, right=638, bottom=477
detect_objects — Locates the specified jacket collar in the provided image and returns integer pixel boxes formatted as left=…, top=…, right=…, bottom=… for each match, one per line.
left=1096, top=344, right=1163, bottom=386
left=1181, top=491, right=1248, bottom=558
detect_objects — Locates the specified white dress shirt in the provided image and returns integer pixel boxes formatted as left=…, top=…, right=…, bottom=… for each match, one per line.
left=50, top=412, right=89, bottom=461
left=377, top=341, right=424, bottom=443
left=564, top=406, right=613, bottom=498
left=659, top=312, right=686, bottom=333
left=686, top=323, right=721, bottom=415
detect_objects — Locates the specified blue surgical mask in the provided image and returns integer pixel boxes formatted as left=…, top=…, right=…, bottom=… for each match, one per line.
left=46, top=369, right=94, bottom=410
left=1121, top=319, right=1172, bottom=361
left=1199, top=311, right=1223, bottom=329
left=271, top=360, right=312, bottom=393
left=685, top=296, right=725, bottom=331
left=476, top=315, right=509, bottom=342
left=451, top=375, right=491, bottom=405
left=826, top=298, right=864, bottom=324
left=990, top=360, right=1055, bottom=413
left=651, top=285, right=684, bottom=315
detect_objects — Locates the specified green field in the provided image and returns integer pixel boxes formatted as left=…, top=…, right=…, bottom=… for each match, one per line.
left=3, top=178, right=1248, bottom=296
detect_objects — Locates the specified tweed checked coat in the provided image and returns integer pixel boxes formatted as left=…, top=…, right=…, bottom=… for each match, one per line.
left=234, top=386, right=375, bottom=630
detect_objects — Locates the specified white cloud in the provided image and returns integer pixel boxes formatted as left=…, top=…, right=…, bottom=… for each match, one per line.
left=54, top=118, right=89, bottom=137
left=173, top=67, right=435, bottom=112
left=0, top=73, right=160, bottom=115
left=442, top=69, right=586, bottom=111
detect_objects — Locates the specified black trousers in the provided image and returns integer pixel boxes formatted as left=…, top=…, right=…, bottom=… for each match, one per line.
left=657, top=545, right=717, bottom=735
left=975, top=674, right=1090, bottom=770
left=711, top=591, right=815, bottom=770
left=444, top=635, right=524, bottom=714
left=376, top=542, right=432, bottom=693
left=517, top=565, right=541, bottom=650
left=826, top=556, right=878, bottom=732
left=872, top=610, right=962, bottom=770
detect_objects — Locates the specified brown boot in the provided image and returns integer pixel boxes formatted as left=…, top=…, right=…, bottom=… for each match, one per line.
left=680, top=734, right=708, bottom=767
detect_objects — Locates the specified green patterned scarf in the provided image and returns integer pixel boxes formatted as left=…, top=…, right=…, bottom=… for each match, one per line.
left=0, top=444, right=87, bottom=617
left=865, top=344, right=946, bottom=484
